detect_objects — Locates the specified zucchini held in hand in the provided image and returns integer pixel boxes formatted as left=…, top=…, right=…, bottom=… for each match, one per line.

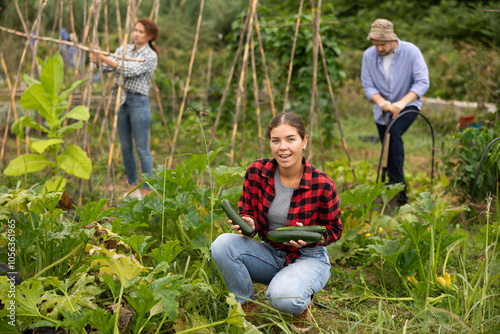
left=276, top=225, right=325, bottom=233
left=221, top=199, right=254, bottom=237
left=267, top=229, right=323, bottom=243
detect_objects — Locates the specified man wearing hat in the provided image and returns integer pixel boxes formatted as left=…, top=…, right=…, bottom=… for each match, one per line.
left=361, top=18, right=430, bottom=206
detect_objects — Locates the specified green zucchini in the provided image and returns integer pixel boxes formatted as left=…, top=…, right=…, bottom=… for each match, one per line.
left=267, top=230, right=323, bottom=243
left=276, top=225, right=325, bottom=233
left=221, top=199, right=254, bottom=237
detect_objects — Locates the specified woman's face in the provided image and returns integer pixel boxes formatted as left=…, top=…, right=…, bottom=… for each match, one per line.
left=269, top=124, right=307, bottom=170
left=133, top=23, right=151, bottom=47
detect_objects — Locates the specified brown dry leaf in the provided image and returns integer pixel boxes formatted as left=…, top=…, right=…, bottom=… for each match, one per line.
left=107, top=302, right=134, bottom=331
left=59, top=190, right=74, bottom=210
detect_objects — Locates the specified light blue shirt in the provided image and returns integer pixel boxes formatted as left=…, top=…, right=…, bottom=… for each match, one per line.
left=361, top=39, right=430, bottom=125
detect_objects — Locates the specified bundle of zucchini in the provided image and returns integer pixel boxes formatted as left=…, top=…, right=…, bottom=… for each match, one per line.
left=267, top=225, right=325, bottom=243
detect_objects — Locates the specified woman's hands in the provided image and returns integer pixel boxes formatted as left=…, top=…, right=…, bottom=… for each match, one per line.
left=89, top=52, right=118, bottom=70
left=89, top=52, right=101, bottom=63
left=229, top=216, right=255, bottom=236
left=283, top=223, right=311, bottom=248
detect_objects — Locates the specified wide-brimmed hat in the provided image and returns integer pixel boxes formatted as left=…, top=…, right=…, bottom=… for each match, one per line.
left=367, top=19, right=398, bottom=41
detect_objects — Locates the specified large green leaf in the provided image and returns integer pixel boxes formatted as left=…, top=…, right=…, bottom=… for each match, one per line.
left=41, top=53, right=64, bottom=98
left=29, top=138, right=64, bottom=154
left=3, top=154, right=51, bottom=176
left=40, top=274, right=102, bottom=318
left=11, top=115, right=49, bottom=139
left=56, top=145, right=92, bottom=179
left=59, top=79, right=87, bottom=102
left=16, top=280, right=45, bottom=319
left=23, top=73, right=41, bottom=87
left=56, top=121, right=84, bottom=138
left=20, top=84, right=54, bottom=123
left=65, top=105, right=90, bottom=121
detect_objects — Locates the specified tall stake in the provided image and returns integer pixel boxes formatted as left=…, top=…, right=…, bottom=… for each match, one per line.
left=79, top=0, right=102, bottom=207
left=105, top=1, right=132, bottom=200
left=0, top=53, right=21, bottom=158
left=307, top=0, right=321, bottom=161
left=115, top=0, right=122, bottom=44
left=229, top=0, right=258, bottom=166
left=318, top=34, right=357, bottom=183
left=205, top=49, right=213, bottom=108
left=26, top=0, right=47, bottom=154
left=283, top=0, right=305, bottom=113
left=250, top=34, right=264, bottom=158
left=314, top=87, right=325, bottom=170
left=0, top=39, right=29, bottom=166
left=253, top=12, right=275, bottom=117
left=167, top=0, right=205, bottom=169
left=207, top=6, right=252, bottom=151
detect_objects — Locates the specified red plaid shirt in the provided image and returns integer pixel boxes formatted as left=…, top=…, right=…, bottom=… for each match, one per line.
left=238, top=158, right=342, bottom=265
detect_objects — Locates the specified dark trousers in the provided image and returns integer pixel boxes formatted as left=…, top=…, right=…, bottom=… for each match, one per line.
left=376, top=106, right=419, bottom=188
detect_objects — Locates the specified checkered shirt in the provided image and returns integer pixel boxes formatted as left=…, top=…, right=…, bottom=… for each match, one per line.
left=100, top=44, right=157, bottom=105
left=239, top=158, right=342, bottom=265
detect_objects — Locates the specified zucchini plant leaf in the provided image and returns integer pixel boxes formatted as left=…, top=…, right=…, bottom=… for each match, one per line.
left=146, top=240, right=183, bottom=264
left=150, top=274, right=189, bottom=321
left=16, top=280, right=45, bottom=319
left=92, top=247, right=148, bottom=289
left=87, top=308, right=115, bottom=334
left=40, top=274, right=102, bottom=318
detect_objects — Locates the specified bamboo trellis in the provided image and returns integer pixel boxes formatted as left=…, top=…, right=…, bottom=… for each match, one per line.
left=0, top=0, right=357, bottom=203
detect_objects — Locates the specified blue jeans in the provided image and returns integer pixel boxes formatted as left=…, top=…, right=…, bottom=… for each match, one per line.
left=376, top=106, right=419, bottom=186
left=210, top=233, right=331, bottom=315
left=117, top=93, right=153, bottom=189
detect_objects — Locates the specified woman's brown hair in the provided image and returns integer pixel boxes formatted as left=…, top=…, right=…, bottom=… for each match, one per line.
left=266, top=112, right=306, bottom=140
left=137, top=18, right=159, bottom=55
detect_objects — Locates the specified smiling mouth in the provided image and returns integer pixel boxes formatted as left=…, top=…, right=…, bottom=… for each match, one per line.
left=279, top=154, right=292, bottom=158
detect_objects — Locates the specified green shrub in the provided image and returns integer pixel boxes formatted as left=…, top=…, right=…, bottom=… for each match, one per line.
left=442, top=123, right=500, bottom=202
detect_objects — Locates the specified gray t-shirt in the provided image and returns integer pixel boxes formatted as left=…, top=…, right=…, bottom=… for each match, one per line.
left=268, top=169, right=294, bottom=231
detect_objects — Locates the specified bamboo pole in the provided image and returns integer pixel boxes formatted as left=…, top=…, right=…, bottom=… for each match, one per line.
left=250, top=34, right=264, bottom=158
left=167, top=0, right=205, bottom=169
left=26, top=0, right=47, bottom=154
left=253, top=12, right=275, bottom=117
left=91, top=0, right=110, bottom=134
left=0, top=53, right=22, bottom=158
left=207, top=6, right=252, bottom=151
left=307, top=0, right=321, bottom=162
left=170, top=64, right=177, bottom=118
left=151, top=80, right=172, bottom=148
left=205, top=48, right=213, bottom=108
left=0, top=28, right=146, bottom=61
left=0, top=26, right=34, bottom=165
left=229, top=0, right=258, bottom=166
left=97, top=85, right=114, bottom=145
left=317, top=35, right=357, bottom=184
left=49, top=0, right=61, bottom=54
left=237, top=65, right=249, bottom=164
left=115, top=0, right=122, bottom=44
left=79, top=0, right=102, bottom=207
left=282, top=0, right=305, bottom=113
left=105, top=1, right=132, bottom=200
left=314, top=87, right=325, bottom=171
